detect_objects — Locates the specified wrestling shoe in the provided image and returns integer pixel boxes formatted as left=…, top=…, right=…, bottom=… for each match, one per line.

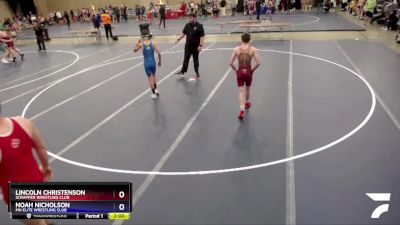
left=238, top=110, right=245, bottom=120
left=245, top=102, right=252, bottom=109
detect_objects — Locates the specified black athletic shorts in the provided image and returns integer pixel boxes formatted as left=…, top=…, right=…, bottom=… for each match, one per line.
left=366, top=11, right=373, bottom=18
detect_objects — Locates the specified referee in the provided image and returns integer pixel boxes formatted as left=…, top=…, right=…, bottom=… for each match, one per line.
left=175, top=13, right=205, bottom=82
left=159, top=4, right=166, bottom=29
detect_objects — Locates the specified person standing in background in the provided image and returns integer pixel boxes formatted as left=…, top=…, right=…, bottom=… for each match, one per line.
left=231, top=0, right=238, bottom=15
left=136, top=5, right=142, bottom=21
left=363, top=0, right=377, bottom=25
left=64, top=11, right=70, bottom=29
left=122, top=4, right=128, bottom=21
left=141, top=5, right=146, bottom=20
left=56, top=11, right=62, bottom=23
left=159, top=4, right=166, bottom=29
left=341, top=0, right=348, bottom=10
left=28, top=11, right=33, bottom=24
left=70, top=10, right=74, bottom=22
left=92, top=14, right=101, bottom=38
left=316, top=0, right=324, bottom=12
left=101, top=10, right=113, bottom=39
left=201, top=1, right=208, bottom=18
left=220, top=0, right=227, bottom=16
left=113, top=6, right=121, bottom=23
left=153, top=4, right=159, bottom=20
left=248, top=0, right=256, bottom=19
left=189, top=1, right=195, bottom=13
left=266, top=0, right=275, bottom=21
left=181, top=2, right=188, bottom=17
left=256, top=0, right=262, bottom=20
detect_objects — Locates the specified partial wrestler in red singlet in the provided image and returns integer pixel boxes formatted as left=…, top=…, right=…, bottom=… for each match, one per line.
left=0, top=33, right=24, bottom=62
left=0, top=102, right=52, bottom=225
left=229, top=33, right=261, bottom=120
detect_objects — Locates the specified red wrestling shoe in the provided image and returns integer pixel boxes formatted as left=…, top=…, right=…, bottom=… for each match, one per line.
left=245, top=102, right=252, bottom=109
left=238, top=110, right=245, bottom=120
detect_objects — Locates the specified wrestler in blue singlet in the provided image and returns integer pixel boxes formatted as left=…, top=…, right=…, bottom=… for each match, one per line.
left=143, top=41, right=156, bottom=76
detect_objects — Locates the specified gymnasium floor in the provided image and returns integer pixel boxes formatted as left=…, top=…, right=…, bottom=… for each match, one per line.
left=1, top=12, right=400, bottom=225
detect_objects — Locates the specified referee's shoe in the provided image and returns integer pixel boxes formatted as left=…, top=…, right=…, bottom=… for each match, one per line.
left=175, top=71, right=185, bottom=79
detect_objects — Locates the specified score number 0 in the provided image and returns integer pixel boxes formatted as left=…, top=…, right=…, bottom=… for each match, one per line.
left=118, top=191, right=126, bottom=211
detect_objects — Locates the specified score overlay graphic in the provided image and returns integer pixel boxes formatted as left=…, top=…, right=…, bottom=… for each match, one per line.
left=8, top=182, right=132, bottom=220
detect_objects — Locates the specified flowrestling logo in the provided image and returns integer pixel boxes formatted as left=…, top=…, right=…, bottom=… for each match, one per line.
left=366, top=193, right=391, bottom=219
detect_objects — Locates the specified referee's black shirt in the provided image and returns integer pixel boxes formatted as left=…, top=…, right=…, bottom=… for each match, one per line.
left=159, top=6, right=166, bottom=18
left=183, top=21, right=205, bottom=48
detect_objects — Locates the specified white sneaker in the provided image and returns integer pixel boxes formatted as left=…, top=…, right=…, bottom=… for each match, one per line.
left=187, top=76, right=199, bottom=82
left=1, top=58, right=9, bottom=64
left=155, top=89, right=160, bottom=96
left=151, top=94, right=158, bottom=99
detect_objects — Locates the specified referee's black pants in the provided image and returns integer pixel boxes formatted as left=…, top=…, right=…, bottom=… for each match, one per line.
left=104, top=24, right=113, bottom=39
left=159, top=17, right=166, bottom=28
left=181, top=45, right=200, bottom=76
left=36, top=36, right=46, bottom=51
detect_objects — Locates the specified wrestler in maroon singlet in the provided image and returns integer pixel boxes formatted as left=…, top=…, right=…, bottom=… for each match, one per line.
left=229, top=33, right=261, bottom=119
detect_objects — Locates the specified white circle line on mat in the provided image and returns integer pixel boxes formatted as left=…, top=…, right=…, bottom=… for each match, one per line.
left=23, top=47, right=376, bottom=176
left=0, top=50, right=80, bottom=92
left=290, top=15, right=320, bottom=26
left=19, top=49, right=188, bottom=117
